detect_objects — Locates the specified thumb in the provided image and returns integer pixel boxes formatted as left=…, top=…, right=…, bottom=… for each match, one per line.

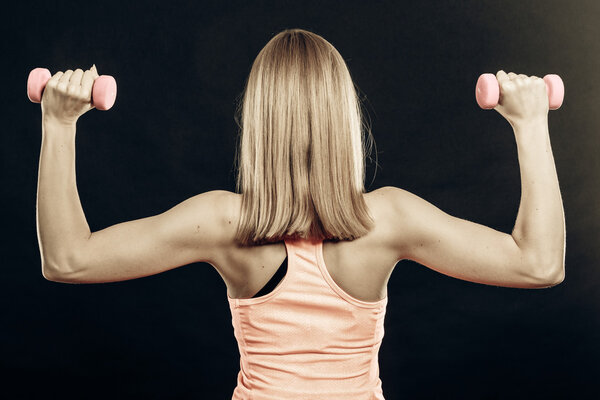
left=91, top=64, right=99, bottom=78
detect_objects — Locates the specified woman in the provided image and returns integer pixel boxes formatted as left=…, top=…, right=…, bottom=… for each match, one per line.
left=37, top=28, right=565, bottom=399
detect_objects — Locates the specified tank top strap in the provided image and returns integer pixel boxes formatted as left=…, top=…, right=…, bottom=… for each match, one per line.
left=281, top=237, right=326, bottom=293
left=284, top=237, right=322, bottom=259
left=287, top=237, right=389, bottom=308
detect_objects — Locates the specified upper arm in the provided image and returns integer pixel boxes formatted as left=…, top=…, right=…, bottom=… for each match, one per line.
left=49, top=190, right=234, bottom=284
left=382, top=186, right=558, bottom=288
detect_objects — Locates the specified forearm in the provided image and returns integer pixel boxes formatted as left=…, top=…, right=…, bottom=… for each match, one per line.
left=36, top=117, right=91, bottom=277
left=511, top=119, right=565, bottom=281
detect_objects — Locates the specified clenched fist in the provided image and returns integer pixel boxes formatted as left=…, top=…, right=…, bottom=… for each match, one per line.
left=41, top=65, right=100, bottom=125
left=494, top=70, right=549, bottom=128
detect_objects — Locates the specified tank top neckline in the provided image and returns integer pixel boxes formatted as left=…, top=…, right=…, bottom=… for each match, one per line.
left=226, top=237, right=388, bottom=307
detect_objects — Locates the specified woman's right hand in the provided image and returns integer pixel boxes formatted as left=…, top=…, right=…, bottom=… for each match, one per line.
left=494, top=70, right=549, bottom=128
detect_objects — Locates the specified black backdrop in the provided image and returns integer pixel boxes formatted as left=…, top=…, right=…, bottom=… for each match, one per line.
left=3, top=0, right=599, bottom=398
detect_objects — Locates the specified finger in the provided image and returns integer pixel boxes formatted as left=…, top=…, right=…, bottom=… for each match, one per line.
left=496, top=70, right=509, bottom=84
left=530, top=75, right=545, bottom=86
left=517, top=73, right=528, bottom=79
left=507, top=72, right=517, bottom=80
left=70, top=68, right=84, bottom=86
left=81, top=69, right=95, bottom=89
left=47, top=71, right=64, bottom=87
left=59, top=70, right=73, bottom=83
left=81, top=69, right=94, bottom=102
left=91, top=64, right=99, bottom=79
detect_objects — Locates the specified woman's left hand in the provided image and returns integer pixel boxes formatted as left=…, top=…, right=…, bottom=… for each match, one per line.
left=41, top=65, right=100, bottom=125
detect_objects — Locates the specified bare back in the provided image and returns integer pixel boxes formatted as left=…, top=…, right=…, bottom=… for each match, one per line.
left=211, top=187, right=400, bottom=302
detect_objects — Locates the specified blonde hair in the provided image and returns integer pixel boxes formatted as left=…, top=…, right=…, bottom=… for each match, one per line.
left=234, top=28, right=377, bottom=246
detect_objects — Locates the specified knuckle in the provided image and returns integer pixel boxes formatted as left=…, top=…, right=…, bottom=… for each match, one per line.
left=67, top=85, right=79, bottom=94
left=526, top=77, right=542, bottom=88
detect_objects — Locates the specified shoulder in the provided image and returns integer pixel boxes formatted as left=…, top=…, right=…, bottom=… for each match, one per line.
left=209, top=190, right=242, bottom=248
left=184, top=190, right=237, bottom=221
left=373, top=185, right=465, bottom=259
left=372, top=185, right=422, bottom=216
left=200, top=190, right=240, bottom=235
left=364, top=186, right=406, bottom=218
left=216, top=190, right=241, bottom=226
left=364, top=186, right=422, bottom=261
left=175, top=190, right=240, bottom=265
left=374, top=185, right=442, bottom=231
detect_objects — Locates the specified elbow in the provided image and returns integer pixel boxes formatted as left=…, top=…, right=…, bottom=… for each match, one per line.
left=534, top=261, right=565, bottom=288
left=550, top=266, right=565, bottom=286
left=42, top=260, right=80, bottom=284
left=42, top=262, right=63, bottom=282
left=42, top=266, right=55, bottom=281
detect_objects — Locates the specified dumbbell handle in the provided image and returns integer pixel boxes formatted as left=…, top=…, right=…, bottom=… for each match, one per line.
left=475, top=73, right=564, bottom=110
left=27, top=67, right=117, bottom=111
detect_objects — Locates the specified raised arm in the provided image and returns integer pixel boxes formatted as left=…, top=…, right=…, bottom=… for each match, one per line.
left=35, top=67, right=233, bottom=283
left=384, top=71, right=565, bottom=289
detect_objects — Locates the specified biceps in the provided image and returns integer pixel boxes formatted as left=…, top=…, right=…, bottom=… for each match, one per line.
left=397, top=192, right=541, bottom=288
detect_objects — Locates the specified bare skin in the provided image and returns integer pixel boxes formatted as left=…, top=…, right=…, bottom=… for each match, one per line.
left=36, top=68, right=565, bottom=298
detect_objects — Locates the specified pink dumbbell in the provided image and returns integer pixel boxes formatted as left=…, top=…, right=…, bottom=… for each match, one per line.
left=475, top=73, right=564, bottom=110
left=27, top=67, right=117, bottom=111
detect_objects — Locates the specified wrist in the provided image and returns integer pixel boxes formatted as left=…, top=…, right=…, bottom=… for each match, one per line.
left=512, top=119, right=550, bottom=148
left=43, top=114, right=77, bottom=129
left=511, top=117, right=548, bottom=132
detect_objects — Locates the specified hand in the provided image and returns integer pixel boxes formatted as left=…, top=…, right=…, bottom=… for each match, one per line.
left=494, top=70, right=549, bottom=128
left=41, top=65, right=100, bottom=125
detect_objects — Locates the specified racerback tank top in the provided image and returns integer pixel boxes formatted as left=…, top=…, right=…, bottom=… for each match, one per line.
left=227, top=237, right=388, bottom=399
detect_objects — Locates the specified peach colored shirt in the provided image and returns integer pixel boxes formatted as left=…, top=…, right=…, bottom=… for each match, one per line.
left=227, top=237, right=388, bottom=399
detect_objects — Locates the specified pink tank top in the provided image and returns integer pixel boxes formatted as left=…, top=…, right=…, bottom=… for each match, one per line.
left=227, top=237, right=388, bottom=399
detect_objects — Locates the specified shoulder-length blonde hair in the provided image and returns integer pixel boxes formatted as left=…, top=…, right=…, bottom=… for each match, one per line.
left=233, top=28, right=377, bottom=246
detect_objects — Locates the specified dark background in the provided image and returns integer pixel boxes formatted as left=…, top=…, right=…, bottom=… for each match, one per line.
left=2, top=0, right=598, bottom=398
